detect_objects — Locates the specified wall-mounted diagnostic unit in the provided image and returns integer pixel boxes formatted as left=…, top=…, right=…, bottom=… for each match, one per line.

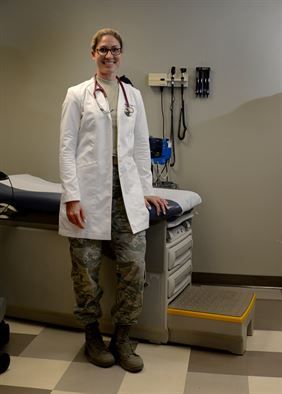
left=195, top=66, right=211, bottom=97
left=148, top=67, right=189, bottom=173
left=148, top=70, right=188, bottom=87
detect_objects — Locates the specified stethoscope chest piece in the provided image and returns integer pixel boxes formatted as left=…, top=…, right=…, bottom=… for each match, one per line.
left=124, top=104, right=134, bottom=117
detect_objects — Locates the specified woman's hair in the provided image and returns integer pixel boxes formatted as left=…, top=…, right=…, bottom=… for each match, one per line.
left=91, top=28, right=123, bottom=52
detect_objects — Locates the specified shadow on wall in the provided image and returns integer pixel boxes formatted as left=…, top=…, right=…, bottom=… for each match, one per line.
left=180, top=93, right=282, bottom=275
left=187, top=92, right=282, bottom=202
left=0, top=47, right=60, bottom=181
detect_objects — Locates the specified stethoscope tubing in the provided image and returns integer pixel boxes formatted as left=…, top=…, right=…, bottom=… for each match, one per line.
left=93, top=75, right=134, bottom=117
left=170, top=73, right=176, bottom=167
left=178, top=79, right=187, bottom=140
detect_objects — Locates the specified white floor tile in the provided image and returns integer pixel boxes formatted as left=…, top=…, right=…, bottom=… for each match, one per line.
left=7, top=319, right=44, bottom=335
left=0, top=356, right=70, bottom=390
left=52, top=391, right=86, bottom=394
left=117, top=343, right=191, bottom=394
left=55, top=361, right=125, bottom=394
left=248, top=376, right=282, bottom=394
left=246, top=330, right=282, bottom=353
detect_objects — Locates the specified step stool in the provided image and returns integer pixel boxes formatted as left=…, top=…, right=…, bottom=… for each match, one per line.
left=167, top=285, right=256, bottom=355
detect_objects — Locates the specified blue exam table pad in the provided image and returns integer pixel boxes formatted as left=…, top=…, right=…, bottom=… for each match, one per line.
left=0, top=174, right=202, bottom=224
left=0, top=183, right=60, bottom=214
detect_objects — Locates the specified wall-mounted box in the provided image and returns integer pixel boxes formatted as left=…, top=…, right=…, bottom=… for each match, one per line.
left=148, top=71, right=188, bottom=87
left=148, top=73, right=168, bottom=87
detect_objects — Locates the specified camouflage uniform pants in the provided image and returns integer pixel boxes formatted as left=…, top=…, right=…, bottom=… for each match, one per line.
left=69, top=165, right=146, bottom=327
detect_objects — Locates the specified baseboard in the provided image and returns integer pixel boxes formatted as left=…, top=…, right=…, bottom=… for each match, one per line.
left=192, top=272, right=282, bottom=288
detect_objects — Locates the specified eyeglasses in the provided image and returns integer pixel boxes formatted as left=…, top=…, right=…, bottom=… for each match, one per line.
left=96, top=47, right=121, bottom=56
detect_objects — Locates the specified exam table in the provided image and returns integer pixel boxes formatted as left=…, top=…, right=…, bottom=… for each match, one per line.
left=0, top=175, right=255, bottom=354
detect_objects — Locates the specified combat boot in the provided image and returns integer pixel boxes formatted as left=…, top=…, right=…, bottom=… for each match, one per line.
left=109, top=325, right=144, bottom=373
left=85, top=322, right=115, bottom=368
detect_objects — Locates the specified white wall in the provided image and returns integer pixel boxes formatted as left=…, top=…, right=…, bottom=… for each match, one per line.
left=0, top=0, right=281, bottom=278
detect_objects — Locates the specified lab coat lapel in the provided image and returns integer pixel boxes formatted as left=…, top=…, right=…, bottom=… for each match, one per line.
left=117, top=82, right=134, bottom=150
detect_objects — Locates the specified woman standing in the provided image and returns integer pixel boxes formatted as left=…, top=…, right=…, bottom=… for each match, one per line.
left=59, top=28, right=167, bottom=373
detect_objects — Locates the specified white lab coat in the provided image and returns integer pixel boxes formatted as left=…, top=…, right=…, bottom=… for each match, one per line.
left=59, top=77, right=154, bottom=240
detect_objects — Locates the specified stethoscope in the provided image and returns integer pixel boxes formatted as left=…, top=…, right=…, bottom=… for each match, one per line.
left=93, top=75, right=134, bottom=117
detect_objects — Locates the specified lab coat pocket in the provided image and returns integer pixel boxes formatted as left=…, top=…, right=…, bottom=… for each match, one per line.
left=76, top=162, right=98, bottom=199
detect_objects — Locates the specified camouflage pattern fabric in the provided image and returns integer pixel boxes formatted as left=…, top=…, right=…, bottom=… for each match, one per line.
left=69, top=166, right=146, bottom=326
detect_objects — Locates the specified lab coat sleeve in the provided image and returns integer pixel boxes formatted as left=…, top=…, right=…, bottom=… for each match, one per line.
left=59, top=88, right=81, bottom=203
left=133, top=90, right=154, bottom=196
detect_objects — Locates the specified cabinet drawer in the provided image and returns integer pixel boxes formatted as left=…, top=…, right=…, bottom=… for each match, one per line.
left=167, top=260, right=192, bottom=301
left=167, top=233, right=193, bottom=271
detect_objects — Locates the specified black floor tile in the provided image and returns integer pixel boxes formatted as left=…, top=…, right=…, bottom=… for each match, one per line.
left=2, top=333, right=36, bottom=356
left=188, top=348, right=282, bottom=378
left=254, top=299, right=282, bottom=331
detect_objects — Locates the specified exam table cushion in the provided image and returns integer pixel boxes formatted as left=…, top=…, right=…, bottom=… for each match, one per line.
left=0, top=174, right=202, bottom=224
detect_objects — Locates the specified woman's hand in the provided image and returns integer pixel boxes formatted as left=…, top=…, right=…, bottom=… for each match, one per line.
left=144, top=196, right=168, bottom=216
left=66, top=201, right=86, bottom=229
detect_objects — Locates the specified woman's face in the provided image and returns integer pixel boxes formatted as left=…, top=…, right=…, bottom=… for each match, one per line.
left=92, top=35, right=122, bottom=79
